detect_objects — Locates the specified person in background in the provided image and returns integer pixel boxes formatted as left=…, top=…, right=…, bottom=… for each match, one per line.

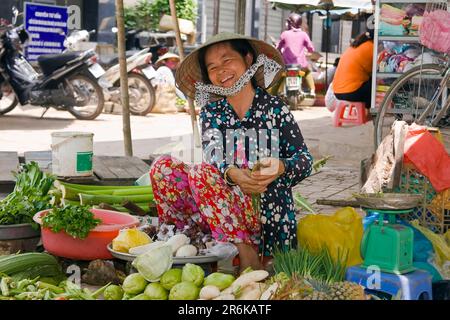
left=154, top=52, right=187, bottom=108
left=277, top=12, right=316, bottom=97
left=327, top=57, right=340, bottom=84
left=332, top=30, right=374, bottom=108
left=155, top=52, right=180, bottom=86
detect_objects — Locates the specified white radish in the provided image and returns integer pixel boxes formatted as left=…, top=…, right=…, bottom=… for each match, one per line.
left=166, top=234, right=189, bottom=254
left=230, top=270, right=269, bottom=292
left=199, top=285, right=221, bottom=300
left=260, top=283, right=279, bottom=300
left=175, top=244, right=198, bottom=257
left=213, top=294, right=235, bottom=300
left=236, top=282, right=262, bottom=300
left=238, top=288, right=262, bottom=300
left=128, top=241, right=165, bottom=255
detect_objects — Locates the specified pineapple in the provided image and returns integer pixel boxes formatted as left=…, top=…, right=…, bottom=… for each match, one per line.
left=303, top=291, right=330, bottom=300
left=328, top=281, right=367, bottom=300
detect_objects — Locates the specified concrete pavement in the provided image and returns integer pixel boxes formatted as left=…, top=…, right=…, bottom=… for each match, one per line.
left=0, top=105, right=375, bottom=166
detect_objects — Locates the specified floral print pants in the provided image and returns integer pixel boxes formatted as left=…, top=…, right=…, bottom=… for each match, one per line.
left=150, top=155, right=260, bottom=247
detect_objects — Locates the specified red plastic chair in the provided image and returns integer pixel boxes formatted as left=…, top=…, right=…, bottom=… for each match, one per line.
left=333, top=101, right=368, bottom=127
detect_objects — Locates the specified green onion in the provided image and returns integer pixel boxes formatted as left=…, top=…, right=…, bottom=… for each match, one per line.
left=79, top=193, right=153, bottom=206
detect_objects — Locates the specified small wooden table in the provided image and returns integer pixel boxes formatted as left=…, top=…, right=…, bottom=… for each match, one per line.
left=0, top=151, right=151, bottom=191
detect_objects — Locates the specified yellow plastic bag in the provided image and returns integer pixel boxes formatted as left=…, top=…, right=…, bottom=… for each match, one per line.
left=297, top=207, right=364, bottom=267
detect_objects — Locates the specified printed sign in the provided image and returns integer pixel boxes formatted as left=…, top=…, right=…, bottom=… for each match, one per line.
left=24, top=2, right=68, bottom=61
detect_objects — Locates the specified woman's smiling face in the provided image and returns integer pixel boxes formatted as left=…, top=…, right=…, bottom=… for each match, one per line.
left=204, top=42, right=253, bottom=88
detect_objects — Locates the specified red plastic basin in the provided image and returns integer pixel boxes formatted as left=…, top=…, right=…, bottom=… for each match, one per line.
left=33, top=208, right=140, bottom=260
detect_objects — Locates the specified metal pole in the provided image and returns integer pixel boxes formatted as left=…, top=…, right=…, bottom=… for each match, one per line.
left=115, top=0, right=133, bottom=156
left=213, top=0, right=220, bottom=35
left=169, top=0, right=201, bottom=148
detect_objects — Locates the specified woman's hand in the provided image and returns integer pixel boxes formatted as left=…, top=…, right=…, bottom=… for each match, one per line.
left=227, top=168, right=267, bottom=195
left=250, top=158, right=285, bottom=188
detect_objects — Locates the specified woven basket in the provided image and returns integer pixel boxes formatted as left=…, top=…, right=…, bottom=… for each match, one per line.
left=393, top=165, right=450, bottom=234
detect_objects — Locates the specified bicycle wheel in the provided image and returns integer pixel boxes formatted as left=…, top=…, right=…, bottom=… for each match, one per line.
left=374, top=64, right=447, bottom=147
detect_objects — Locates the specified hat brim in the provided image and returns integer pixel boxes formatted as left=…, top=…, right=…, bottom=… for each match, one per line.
left=175, top=32, right=284, bottom=100
left=155, top=53, right=180, bottom=66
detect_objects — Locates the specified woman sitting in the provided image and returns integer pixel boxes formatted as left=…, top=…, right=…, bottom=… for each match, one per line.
left=149, top=32, right=313, bottom=272
left=332, top=30, right=374, bottom=109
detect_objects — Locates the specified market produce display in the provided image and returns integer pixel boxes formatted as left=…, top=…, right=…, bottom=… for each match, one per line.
left=103, top=262, right=270, bottom=301
left=51, top=180, right=156, bottom=216
left=0, top=162, right=55, bottom=226
left=268, top=246, right=367, bottom=300
left=111, top=229, right=213, bottom=259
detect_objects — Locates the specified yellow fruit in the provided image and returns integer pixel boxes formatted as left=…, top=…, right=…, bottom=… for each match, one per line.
left=112, top=228, right=151, bottom=253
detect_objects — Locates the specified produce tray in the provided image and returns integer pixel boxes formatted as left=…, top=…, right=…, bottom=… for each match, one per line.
left=353, top=193, right=423, bottom=210
left=107, top=244, right=220, bottom=264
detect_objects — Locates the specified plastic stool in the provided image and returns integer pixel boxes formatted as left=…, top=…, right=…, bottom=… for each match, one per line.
left=333, top=101, right=368, bottom=127
left=346, top=265, right=433, bottom=300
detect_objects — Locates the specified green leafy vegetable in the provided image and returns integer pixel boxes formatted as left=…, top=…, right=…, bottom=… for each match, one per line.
left=0, top=162, right=55, bottom=226
left=42, top=205, right=101, bottom=239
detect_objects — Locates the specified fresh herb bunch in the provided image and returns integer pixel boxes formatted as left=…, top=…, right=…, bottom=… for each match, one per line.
left=42, top=205, right=101, bottom=239
left=0, top=162, right=55, bottom=226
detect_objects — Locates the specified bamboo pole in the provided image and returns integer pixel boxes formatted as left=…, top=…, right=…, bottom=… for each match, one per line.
left=264, top=0, right=269, bottom=42
left=168, top=0, right=201, bottom=148
left=213, top=0, right=220, bottom=35
left=235, top=0, right=246, bottom=35
left=115, top=0, right=133, bottom=156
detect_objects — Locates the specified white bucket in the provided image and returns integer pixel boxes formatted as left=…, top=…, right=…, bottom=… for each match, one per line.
left=51, top=131, right=94, bottom=177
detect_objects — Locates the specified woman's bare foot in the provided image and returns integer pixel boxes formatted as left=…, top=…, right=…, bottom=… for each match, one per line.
left=235, top=243, right=263, bottom=273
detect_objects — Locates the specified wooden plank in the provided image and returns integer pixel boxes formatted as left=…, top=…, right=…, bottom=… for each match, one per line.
left=93, top=156, right=149, bottom=181
left=96, top=156, right=130, bottom=180
left=93, top=156, right=117, bottom=180
left=0, top=151, right=19, bottom=184
left=126, top=156, right=151, bottom=176
left=99, top=156, right=149, bottom=180
left=24, top=151, right=52, bottom=173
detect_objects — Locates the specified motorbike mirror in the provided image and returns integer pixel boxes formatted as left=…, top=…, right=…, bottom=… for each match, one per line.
left=12, top=6, right=19, bottom=25
left=111, top=27, right=118, bottom=33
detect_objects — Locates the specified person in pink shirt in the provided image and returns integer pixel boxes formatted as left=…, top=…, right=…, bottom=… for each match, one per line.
left=277, top=13, right=316, bottom=97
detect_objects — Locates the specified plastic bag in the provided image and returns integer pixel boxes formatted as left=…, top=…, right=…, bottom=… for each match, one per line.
left=297, top=207, right=364, bottom=267
left=411, top=220, right=450, bottom=279
left=403, top=124, right=450, bottom=192
left=201, top=242, right=239, bottom=261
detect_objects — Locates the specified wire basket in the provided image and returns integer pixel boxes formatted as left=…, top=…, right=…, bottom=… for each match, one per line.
left=394, top=166, right=450, bottom=234
left=419, top=1, right=450, bottom=54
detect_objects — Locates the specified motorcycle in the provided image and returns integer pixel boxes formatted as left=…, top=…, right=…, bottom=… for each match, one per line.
left=66, top=29, right=156, bottom=116
left=0, top=8, right=105, bottom=120
left=284, top=64, right=305, bottom=110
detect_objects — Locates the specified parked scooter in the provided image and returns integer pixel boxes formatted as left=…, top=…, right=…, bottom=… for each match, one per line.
left=66, top=29, right=156, bottom=116
left=0, top=8, right=105, bottom=120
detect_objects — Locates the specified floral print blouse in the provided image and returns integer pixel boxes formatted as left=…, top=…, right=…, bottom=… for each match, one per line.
left=199, top=87, right=313, bottom=256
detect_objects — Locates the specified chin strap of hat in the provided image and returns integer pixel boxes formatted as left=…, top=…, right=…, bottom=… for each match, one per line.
left=194, top=54, right=281, bottom=109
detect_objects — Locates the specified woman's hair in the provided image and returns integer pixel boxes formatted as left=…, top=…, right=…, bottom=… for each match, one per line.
left=198, top=39, right=258, bottom=88
left=351, top=29, right=374, bottom=48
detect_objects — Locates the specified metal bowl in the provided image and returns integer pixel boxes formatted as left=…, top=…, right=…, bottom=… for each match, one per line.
left=354, top=193, right=423, bottom=210
left=107, top=244, right=220, bottom=264
left=0, top=223, right=41, bottom=240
